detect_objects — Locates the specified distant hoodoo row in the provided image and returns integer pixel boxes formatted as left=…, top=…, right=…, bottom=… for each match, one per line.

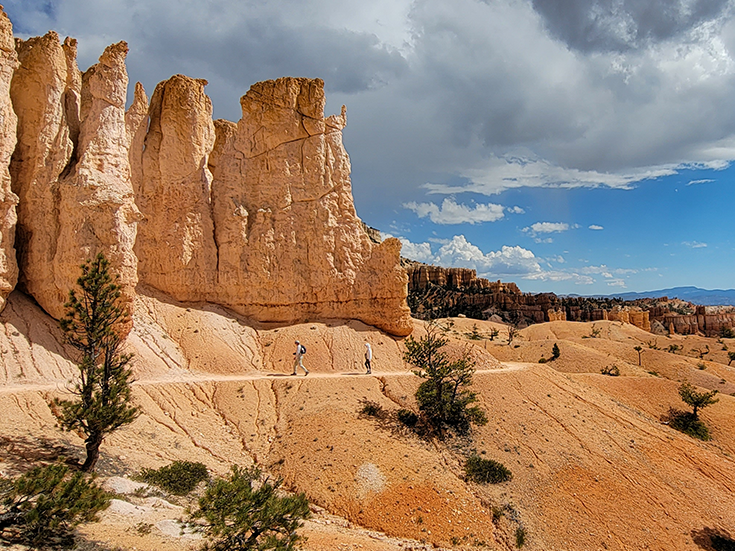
left=0, top=9, right=413, bottom=336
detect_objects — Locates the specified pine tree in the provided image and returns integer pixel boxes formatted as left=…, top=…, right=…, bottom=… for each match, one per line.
left=52, top=253, right=140, bottom=472
left=191, top=465, right=310, bottom=551
left=678, top=382, right=718, bottom=419
left=0, top=464, right=110, bottom=548
left=403, top=322, right=487, bottom=434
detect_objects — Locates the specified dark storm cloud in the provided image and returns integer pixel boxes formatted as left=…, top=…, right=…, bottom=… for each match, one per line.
left=532, top=0, right=732, bottom=52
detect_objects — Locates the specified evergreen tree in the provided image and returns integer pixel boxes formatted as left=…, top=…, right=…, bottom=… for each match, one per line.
left=551, top=343, right=560, bottom=360
left=678, top=382, right=718, bottom=418
left=191, top=465, right=310, bottom=551
left=403, top=322, right=487, bottom=434
left=52, top=253, right=139, bottom=472
left=0, top=464, right=110, bottom=548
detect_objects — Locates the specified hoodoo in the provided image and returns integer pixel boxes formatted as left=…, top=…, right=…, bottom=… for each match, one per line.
left=1, top=9, right=412, bottom=336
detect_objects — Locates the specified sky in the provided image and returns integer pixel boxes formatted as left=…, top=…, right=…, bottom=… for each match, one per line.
left=5, top=0, right=735, bottom=295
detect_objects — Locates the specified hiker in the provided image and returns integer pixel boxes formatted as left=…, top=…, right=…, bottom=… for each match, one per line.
left=292, top=340, right=309, bottom=376
left=364, top=342, right=372, bottom=374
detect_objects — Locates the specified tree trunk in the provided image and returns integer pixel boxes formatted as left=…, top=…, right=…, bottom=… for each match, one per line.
left=82, top=433, right=104, bottom=472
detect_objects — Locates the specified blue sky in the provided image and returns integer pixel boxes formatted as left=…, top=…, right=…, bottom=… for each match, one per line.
left=5, top=0, right=735, bottom=295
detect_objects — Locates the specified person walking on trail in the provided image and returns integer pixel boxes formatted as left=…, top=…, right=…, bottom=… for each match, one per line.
left=292, top=340, right=309, bottom=376
left=364, top=342, right=372, bottom=374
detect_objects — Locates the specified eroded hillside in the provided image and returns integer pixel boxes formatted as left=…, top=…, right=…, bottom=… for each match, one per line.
left=1, top=293, right=734, bottom=551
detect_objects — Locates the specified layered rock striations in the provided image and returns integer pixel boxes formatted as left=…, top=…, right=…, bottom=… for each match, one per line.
left=1, top=14, right=412, bottom=336
left=0, top=10, right=18, bottom=311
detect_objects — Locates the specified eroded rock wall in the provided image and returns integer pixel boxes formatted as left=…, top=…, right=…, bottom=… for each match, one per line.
left=10, top=34, right=138, bottom=320
left=206, top=78, right=411, bottom=335
left=4, top=23, right=411, bottom=335
left=0, top=10, right=18, bottom=311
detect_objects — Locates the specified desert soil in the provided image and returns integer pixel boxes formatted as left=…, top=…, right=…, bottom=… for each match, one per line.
left=0, top=292, right=734, bottom=551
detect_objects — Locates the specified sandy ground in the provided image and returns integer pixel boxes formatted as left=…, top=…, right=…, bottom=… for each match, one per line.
left=1, top=294, right=734, bottom=551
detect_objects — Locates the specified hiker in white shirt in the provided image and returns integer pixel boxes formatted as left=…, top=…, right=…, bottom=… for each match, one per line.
left=292, top=340, right=309, bottom=376
left=364, top=342, right=372, bottom=374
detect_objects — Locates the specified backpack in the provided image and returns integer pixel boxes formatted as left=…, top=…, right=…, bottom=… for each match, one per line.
left=300, top=344, right=306, bottom=355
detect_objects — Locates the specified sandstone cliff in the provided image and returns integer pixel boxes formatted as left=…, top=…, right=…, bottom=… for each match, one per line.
left=2, top=14, right=411, bottom=336
left=0, top=10, right=17, bottom=311
left=10, top=33, right=138, bottom=320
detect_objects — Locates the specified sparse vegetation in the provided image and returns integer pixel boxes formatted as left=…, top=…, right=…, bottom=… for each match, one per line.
left=51, top=254, right=140, bottom=472
left=551, top=343, right=560, bottom=360
left=0, top=464, right=110, bottom=548
left=645, top=340, right=659, bottom=350
left=359, top=401, right=384, bottom=418
left=190, top=465, right=310, bottom=551
left=634, top=345, right=643, bottom=366
left=397, top=409, right=419, bottom=428
left=488, top=328, right=500, bottom=341
left=138, top=460, right=209, bottom=496
left=506, top=324, right=519, bottom=346
left=515, top=526, right=527, bottom=548
left=698, top=362, right=707, bottom=370
left=589, top=324, right=601, bottom=338
left=403, top=322, right=487, bottom=434
left=679, top=382, right=718, bottom=418
left=667, top=409, right=711, bottom=441
left=667, top=344, right=682, bottom=354
left=601, top=364, right=620, bottom=376
left=692, top=345, right=710, bottom=359
left=467, top=324, right=482, bottom=340
left=728, top=351, right=735, bottom=366
left=464, top=455, right=512, bottom=484
left=538, top=357, right=547, bottom=364
left=720, top=327, right=735, bottom=339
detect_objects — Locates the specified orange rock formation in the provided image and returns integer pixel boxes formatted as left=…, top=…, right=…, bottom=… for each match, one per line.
left=1, top=13, right=412, bottom=336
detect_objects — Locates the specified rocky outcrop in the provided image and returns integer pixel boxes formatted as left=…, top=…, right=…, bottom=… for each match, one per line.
left=3, top=22, right=411, bottom=335
left=206, top=78, right=411, bottom=335
left=0, top=10, right=18, bottom=311
left=136, top=74, right=216, bottom=300
left=10, top=35, right=138, bottom=320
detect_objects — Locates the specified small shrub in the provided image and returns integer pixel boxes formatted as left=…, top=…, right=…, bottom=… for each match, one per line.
left=668, top=344, right=682, bottom=354
left=720, top=327, right=735, bottom=339
left=698, top=362, right=707, bottom=370
left=667, top=409, right=711, bottom=440
left=465, top=455, right=512, bottom=484
left=467, top=324, right=482, bottom=340
left=589, top=324, right=601, bottom=338
left=488, top=328, right=499, bottom=341
left=600, top=364, right=620, bottom=376
left=359, top=401, right=384, bottom=418
left=139, top=461, right=209, bottom=496
left=551, top=343, right=560, bottom=360
left=397, top=409, right=418, bottom=428
left=538, top=357, right=547, bottom=364
left=515, top=526, right=527, bottom=548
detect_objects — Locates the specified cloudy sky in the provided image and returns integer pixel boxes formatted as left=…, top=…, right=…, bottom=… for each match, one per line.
left=7, top=0, right=735, bottom=294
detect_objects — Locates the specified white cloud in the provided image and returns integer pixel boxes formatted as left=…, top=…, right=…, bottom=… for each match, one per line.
left=522, top=222, right=572, bottom=241
left=607, top=279, right=627, bottom=287
left=507, top=206, right=525, bottom=214
left=403, top=198, right=505, bottom=224
left=589, top=224, right=604, bottom=230
left=683, top=240, right=708, bottom=248
left=686, top=179, right=715, bottom=185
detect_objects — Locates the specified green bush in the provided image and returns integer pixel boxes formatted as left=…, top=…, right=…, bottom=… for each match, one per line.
left=668, top=410, right=711, bottom=441
left=0, top=464, right=110, bottom=548
left=538, top=357, right=547, bottom=364
left=464, top=455, right=512, bottom=484
left=396, top=409, right=418, bottom=428
left=516, top=526, right=527, bottom=548
left=139, top=461, right=209, bottom=495
left=190, top=465, right=310, bottom=551
left=551, top=343, right=560, bottom=360
left=359, top=401, right=384, bottom=418
left=404, top=322, right=487, bottom=434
